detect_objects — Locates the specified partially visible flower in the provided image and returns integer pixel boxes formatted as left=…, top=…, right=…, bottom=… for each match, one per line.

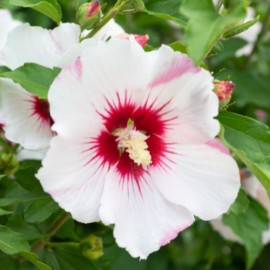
left=0, top=23, right=80, bottom=151
left=0, top=79, right=53, bottom=149
left=2, top=23, right=81, bottom=69
left=37, top=39, right=240, bottom=259
left=211, top=173, right=270, bottom=245
left=236, top=7, right=262, bottom=56
left=117, top=33, right=149, bottom=47
left=0, top=9, right=21, bottom=65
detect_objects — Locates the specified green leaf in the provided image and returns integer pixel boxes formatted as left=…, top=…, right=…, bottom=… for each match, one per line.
left=169, top=41, right=187, bottom=53
left=0, top=63, right=60, bottom=99
left=22, top=252, right=52, bottom=270
left=7, top=215, right=42, bottom=241
left=218, top=111, right=270, bottom=199
left=9, top=0, right=62, bottom=23
left=228, top=188, right=250, bottom=215
left=144, top=0, right=187, bottom=27
left=223, top=15, right=260, bottom=38
left=0, top=66, right=11, bottom=73
left=0, top=225, right=30, bottom=255
left=221, top=69, right=270, bottom=108
left=0, top=194, right=48, bottom=207
left=43, top=247, right=100, bottom=270
left=180, top=0, right=246, bottom=64
left=0, top=175, right=48, bottom=207
left=24, top=197, right=59, bottom=223
left=223, top=197, right=269, bottom=269
left=15, top=166, right=43, bottom=193
left=0, top=208, right=13, bottom=216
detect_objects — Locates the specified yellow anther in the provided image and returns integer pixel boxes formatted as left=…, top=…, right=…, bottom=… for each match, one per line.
left=121, top=135, right=152, bottom=166
left=115, top=124, right=152, bottom=167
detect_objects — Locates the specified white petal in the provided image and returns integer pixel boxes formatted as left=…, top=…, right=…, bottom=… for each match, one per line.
left=0, top=9, right=20, bottom=51
left=48, top=58, right=103, bottom=137
left=49, top=39, right=151, bottom=136
left=152, top=143, right=240, bottom=220
left=0, top=79, right=53, bottom=149
left=17, top=148, right=47, bottom=161
left=99, top=172, right=194, bottom=259
left=2, top=23, right=80, bottom=69
left=145, top=45, right=219, bottom=143
left=37, top=135, right=108, bottom=223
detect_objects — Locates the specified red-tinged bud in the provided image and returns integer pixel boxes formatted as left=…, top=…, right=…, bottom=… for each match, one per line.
left=117, top=33, right=149, bottom=48
left=214, top=81, right=235, bottom=101
left=76, top=1, right=101, bottom=31
left=87, top=1, right=101, bottom=18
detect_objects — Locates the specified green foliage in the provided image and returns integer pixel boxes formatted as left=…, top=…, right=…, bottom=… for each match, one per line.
left=9, top=0, right=62, bottom=23
left=223, top=197, right=269, bottom=269
left=0, top=63, right=60, bottom=99
left=41, top=247, right=100, bottom=270
left=229, top=188, right=250, bottom=215
left=21, top=252, right=52, bottom=270
left=223, top=15, right=260, bottom=38
left=0, top=225, right=30, bottom=254
left=24, top=197, right=59, bottom=223
left=220, top=69, right=270, bottom=108
left=218, top=111, right=270, bottom=199
left=180, top=0, right=246, bottom=65
left=144, top=0, right=187, bottom=27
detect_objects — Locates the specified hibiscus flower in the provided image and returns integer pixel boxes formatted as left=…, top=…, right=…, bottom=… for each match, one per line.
left=37, top=38, right=240, bottom=258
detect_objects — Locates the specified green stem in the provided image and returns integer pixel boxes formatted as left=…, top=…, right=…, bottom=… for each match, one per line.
left=81, top=0, right=127, bottom=40
left=47, top=241, right=80, bottom=248
left=46, top=212, right=70, bottom=238
left=31, top=212, right=71, bottom=252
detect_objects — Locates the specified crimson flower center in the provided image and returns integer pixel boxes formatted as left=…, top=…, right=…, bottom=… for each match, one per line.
left=93, top=94, right=171, bottom=182
left=32, top=97, right=54, bottom=126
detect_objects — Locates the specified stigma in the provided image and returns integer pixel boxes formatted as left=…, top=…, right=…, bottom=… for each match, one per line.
left=114, top=120, right=152, bottom=167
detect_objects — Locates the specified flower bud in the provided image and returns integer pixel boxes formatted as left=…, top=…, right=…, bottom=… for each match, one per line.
left=76, top=1, right=101, bottom=31
left=81, top=234, right=103, bottom=260
left=214, top=80, right=235, bottom=109
left=0, top=152, right=19, bottom=176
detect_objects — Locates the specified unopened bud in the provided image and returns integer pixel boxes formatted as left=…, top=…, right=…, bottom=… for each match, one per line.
left=81, top=234, right=103, bottom=260
left=214, top=81, right=235, bottom=101
left=76, top=1, right=101, bottom=31
left=214, top=80, right=235, bottom=109
left=0, top=152, right=19, bottom=176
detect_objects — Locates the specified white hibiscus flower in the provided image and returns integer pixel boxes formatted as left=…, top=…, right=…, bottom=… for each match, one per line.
left=37, top=39, right=240, bottom=259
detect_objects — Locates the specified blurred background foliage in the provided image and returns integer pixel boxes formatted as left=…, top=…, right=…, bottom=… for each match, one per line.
left=0, top=0, right=270, bottom=269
